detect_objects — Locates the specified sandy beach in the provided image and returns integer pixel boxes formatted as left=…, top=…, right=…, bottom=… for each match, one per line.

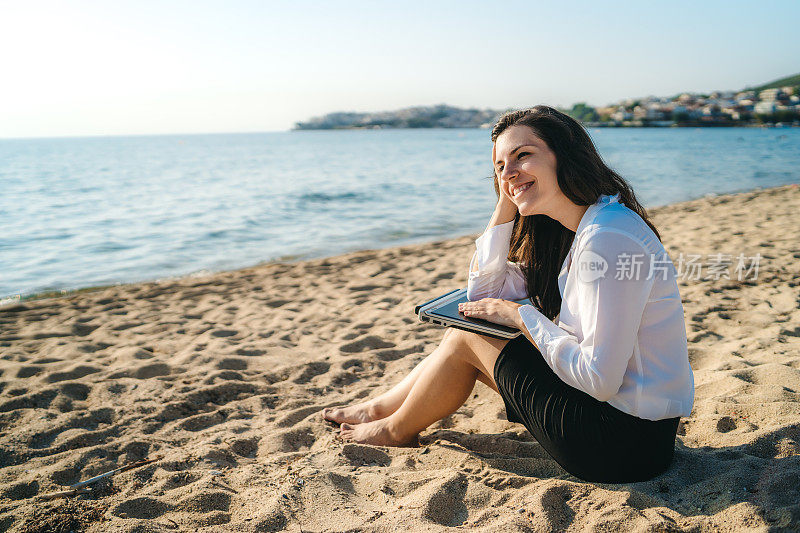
left=1, top=183, right=799, bottom=532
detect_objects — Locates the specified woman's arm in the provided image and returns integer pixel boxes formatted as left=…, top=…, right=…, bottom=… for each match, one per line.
left=466, top=193, right=527, bottom=301
left=466, top=223, right=527, bottom=301
left=515, top=229, right=655, bottom=402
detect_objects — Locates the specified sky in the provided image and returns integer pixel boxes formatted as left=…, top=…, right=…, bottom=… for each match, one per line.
left=0, top=0, right=797, bottom=138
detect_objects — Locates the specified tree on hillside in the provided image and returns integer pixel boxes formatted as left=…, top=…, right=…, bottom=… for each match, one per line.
left=567, top=103, right=600, bottom=123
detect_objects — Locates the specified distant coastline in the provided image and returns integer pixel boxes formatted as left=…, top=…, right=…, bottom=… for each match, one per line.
left=295, top=73, right=800, bottom=130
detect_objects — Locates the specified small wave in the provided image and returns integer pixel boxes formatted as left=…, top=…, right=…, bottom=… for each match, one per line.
left=90, top=241, right=136, bottom=253
left=297, top=191, right=370, bottom=203
left=382, top=230, right=413, bottom=240
left=753, top=170, right=792, bottom=179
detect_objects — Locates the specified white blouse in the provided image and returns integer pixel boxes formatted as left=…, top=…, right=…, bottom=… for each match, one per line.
left=467, top=193, right=694, bottom=421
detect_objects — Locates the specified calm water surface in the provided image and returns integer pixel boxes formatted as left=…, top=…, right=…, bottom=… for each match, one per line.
left=1, top=127, right=798, bottom=299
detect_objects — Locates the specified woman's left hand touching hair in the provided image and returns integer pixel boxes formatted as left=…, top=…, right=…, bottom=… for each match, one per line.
left=458, top=298, right=524, bottom=329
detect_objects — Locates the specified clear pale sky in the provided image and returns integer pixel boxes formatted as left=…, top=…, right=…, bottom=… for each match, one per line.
left=1, top=0, right=797, bottom=138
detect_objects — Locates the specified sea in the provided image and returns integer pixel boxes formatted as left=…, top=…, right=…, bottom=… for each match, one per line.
left=1, top=127, right=798, bottom=300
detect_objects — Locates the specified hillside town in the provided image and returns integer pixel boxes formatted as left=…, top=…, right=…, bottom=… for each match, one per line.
left=585, top=85, right=800, bottom=127
left=295, top=76, right=800, bottom=130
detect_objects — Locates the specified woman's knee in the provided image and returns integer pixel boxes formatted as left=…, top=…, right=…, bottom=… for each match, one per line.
left=443, top=327, right=506, bottom=350
left=442, top=327, right=474, bottom=347
left=440, top=328, right=474, bottom=359
left=441, top=328, right=504, bottom=390
left=441, top=328, right=498, bottom=364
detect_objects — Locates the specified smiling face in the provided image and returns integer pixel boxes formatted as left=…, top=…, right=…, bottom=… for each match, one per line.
left=492, top=125, right=563, bottom=217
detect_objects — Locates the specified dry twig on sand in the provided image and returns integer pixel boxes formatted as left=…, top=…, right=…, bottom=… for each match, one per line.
left=69, top=456, right=162, bottom=489
left=36, top=455, right=162, bottom=501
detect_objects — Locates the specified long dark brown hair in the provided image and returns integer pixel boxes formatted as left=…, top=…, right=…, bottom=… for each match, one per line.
left=491, top=106, right=661, bottom=320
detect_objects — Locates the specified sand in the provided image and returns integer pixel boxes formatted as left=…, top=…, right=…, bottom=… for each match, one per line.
left=1, top=183, right=799, bottom=532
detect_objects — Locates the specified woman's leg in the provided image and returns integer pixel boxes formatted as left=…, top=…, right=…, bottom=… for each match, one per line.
left=323, top=328, right=500, bottom=425
left=338, top=328, right=509, bottom=446
left=323, top=348, right=436, bottom=424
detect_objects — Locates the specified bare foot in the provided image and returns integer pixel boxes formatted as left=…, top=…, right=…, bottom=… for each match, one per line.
left=322, top=400, right=385, bottom=426
left=337, top=419, right=419, bottom=447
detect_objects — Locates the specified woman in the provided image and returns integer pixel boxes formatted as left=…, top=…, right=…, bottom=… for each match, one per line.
left=323, top=106, right=694, bottom=483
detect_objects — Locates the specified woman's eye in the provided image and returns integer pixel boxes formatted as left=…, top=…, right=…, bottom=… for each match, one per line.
left=518, top=152, right=530, bottom=159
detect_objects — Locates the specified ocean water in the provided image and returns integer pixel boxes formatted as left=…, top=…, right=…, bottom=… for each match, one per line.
left=1, top=127, right=798, bottom=299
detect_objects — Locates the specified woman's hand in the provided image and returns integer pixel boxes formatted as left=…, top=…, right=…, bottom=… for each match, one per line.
left=458, top=298, right=523, bottom=329
left=496, top=178, right=519, bottom=219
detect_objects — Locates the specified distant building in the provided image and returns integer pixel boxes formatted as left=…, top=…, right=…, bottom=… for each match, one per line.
left=759, top=88, right=782, bottom=101
left=636, top=104, right=665, bottom=120
left=611, top=106, right=633, bottom=122
left=710, top=90, right=735, bottom=99
left=755, top=101, right=777, bottom=114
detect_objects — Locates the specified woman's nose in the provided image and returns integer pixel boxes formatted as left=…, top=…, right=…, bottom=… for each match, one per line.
left=500, top=165, right=518, bottom=182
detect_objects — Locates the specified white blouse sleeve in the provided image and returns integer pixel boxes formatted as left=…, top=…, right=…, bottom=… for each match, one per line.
left=466, top=220, right=528, bottom=301
left=517, top=229, right=655, bottom=402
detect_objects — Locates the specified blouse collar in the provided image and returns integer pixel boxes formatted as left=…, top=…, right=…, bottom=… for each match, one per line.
left=574, top=192, right=622, bottom=237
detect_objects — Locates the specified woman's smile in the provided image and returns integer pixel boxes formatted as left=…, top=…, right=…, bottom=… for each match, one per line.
left=511, top=180, right=535, bottom=198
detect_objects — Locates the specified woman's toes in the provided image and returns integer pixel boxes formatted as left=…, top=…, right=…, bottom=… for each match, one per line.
left=322, top=403, right=382, bottom=426
left=338, top=423, right=354, bottom=441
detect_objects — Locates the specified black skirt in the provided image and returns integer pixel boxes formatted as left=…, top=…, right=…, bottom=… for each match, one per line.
left=493, top=334, right=680, bottom=484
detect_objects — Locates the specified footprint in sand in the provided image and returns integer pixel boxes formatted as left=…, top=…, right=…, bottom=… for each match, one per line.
left=259, top=425, right=317, bottom=453
left=179, top=410, right=228, bottom=431
left=264, top=299, right=291, bottom=308
left=375, top=344, right=424, bottom=361
left=77, top=342, right=112, bottom=353
left=132, top=363, right=171, bottom=379
left=180, top=490, right=232, bottom=516
left=45, top=365, right=100, bottom=383
left=341, top=443, right=391, bottom=466
left=16, top=366, right=42, bottom=378
left=71, top=323, right=100, bottom=336
left=211, top=329, right=239, bottom=338
left=348, top=284, right=382, bottom=292
left=203, top=370, right=244, bottom=384
left=339, top=335, right=395, bottom=353
left=275, top=405, right=327, bottom=427
left=110, top=321, right=142, bottom=331
left=235, top=347, right=265, bottom=356
left=291, top=362, right=331, bottom=384
left=217, top=358, right=248, bottom=370
left=60, top=383, right=91, bottom=400
left=0, top=389, right=60, bottom=412
left=228, top=436, right=260, bottom=457
left=160, top=471, right=201, bottom=491
left=716, top=416, right=737, bottom=433
left=418, top=473, right=470, bottom=527
left=0, top=481, right=39, bottom=501
left=111, top=497, right=172, bottom=519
